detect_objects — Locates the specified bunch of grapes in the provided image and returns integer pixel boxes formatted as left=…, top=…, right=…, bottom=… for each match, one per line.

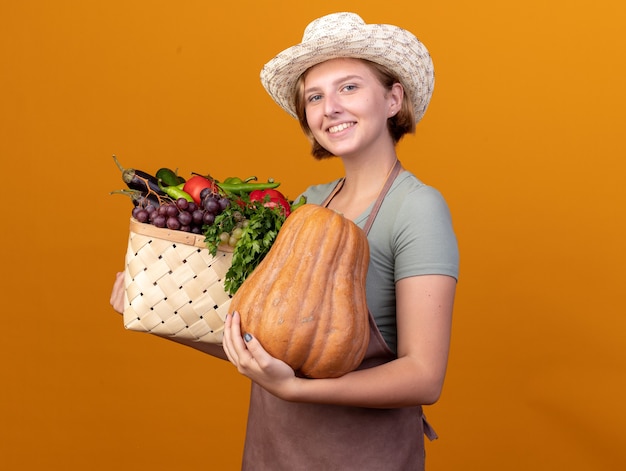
left=131, top=188, right=230, bottom=234
left=217, top=210, right=250, bottom=247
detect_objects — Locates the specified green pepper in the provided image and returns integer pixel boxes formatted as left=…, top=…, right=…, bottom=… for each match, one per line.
left=156, top=167, right=186, bottom=186
left=217, top=180, right=280, bottom=195
left=222, top=175, right=258, bottom=185
left=158, top=181, right=194, bottom=202
left=290, top=195, right=307, bottom=212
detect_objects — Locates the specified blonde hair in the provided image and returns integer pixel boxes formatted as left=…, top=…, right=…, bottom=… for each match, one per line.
left=294, top=59, right=416, bottom=159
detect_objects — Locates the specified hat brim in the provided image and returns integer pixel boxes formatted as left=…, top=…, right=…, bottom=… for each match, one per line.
left=260, top=22, right=434, bottom=122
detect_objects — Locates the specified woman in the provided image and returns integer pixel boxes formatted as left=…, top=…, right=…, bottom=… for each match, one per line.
left=223, top=12, right=459, bottom=470
left=111, top=12, right=458, bottom=470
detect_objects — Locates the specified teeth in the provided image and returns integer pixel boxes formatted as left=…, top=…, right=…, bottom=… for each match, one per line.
left=328, top=122, right=354, bottom=134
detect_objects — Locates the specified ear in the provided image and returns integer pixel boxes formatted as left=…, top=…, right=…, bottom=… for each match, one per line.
left=388, top=82, right=404, bottom=117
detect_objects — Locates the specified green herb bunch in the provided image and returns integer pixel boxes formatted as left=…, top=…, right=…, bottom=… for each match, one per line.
left=204, top=198, right=288, bottom=295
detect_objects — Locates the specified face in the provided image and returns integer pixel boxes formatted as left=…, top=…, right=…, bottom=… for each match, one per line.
left=302, top=58, right=402, bottom=159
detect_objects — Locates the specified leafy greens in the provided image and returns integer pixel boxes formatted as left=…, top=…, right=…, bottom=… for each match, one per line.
left=204, top=200, right=287, bottom=295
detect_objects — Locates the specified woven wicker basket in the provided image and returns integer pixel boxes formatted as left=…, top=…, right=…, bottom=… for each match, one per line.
left=123, top=218, right=233, bottom=344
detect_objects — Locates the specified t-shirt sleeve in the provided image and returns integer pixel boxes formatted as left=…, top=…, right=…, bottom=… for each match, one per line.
left=393, top=186, right=459, bottom=281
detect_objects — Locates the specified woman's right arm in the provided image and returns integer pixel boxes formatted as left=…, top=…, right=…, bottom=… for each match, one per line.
left=109, top=272, right=228, bottom=360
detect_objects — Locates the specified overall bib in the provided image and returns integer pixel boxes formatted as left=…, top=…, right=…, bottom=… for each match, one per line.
left=241, top=161, right=437, bottom=470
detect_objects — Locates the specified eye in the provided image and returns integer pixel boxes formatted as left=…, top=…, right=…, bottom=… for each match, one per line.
left=307, top=94, right=322, bottom=103
left=342, top=84, right=357, bottom=92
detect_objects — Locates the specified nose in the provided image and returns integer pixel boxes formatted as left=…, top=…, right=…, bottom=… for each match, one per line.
left=324, top=93, right=342, bottom=117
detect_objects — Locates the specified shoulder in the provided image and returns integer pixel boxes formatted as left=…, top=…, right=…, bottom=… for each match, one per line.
left=386, top=171, right=451, bottom=216
left=391, top=172, right=459, bottom=279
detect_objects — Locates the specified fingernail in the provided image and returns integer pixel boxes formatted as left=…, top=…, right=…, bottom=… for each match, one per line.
left=243, top=333, right=253, bottom=342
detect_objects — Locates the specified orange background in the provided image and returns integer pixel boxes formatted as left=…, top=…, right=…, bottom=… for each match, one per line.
left=1, top=1, right=625, bottom=470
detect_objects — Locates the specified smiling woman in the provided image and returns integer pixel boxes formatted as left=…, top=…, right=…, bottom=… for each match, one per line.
left=219, top=12, right=459, bottom=470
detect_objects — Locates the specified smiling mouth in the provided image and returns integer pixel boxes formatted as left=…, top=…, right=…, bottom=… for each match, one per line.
left=328, top=122, right=355, bottom=134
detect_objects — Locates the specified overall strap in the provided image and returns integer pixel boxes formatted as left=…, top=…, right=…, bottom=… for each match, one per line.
left=321, top=159, right=403, bottom=236
left=363, top=159, right=403, bottom=236
left=320, top=178, right=345, bottom=208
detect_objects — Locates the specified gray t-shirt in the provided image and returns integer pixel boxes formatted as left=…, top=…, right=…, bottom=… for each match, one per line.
left=301, top=171, right=459, bottom=353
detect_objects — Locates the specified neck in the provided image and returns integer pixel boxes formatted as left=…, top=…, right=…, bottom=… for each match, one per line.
left=323, top=154, right=401, bottom=221
left=340, top=153, right=399, bottom=193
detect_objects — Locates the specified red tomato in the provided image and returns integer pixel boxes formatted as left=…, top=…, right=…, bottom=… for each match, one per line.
left=183, top=175, right=217, bottom=204
left=249, top=189, right=291, bottom=216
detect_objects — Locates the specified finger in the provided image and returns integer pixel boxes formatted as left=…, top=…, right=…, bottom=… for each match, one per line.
left=110, top=272, right=125, bottom=313
left=223, top=312, right=249, bottom=365
left=229, top=311, right=244, bottom=340
left=229, top=312, right=250, bottom=356
left=239, top=331, right=271, bottom=369
left=222, top=313, right=237, bottom=365
left=228, top=312, right=258, bottom=369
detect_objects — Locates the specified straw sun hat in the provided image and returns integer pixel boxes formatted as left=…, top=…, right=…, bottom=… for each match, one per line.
left=260, top=12, right=435, bottom=124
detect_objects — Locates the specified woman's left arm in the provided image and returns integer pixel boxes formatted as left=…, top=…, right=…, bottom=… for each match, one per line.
left=223, top=273, right=456, bottom=408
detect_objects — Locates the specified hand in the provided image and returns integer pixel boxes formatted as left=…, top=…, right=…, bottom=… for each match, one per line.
left=109, top=272, right=125, bottom=314
left=223, top=311, right=298, bottom=400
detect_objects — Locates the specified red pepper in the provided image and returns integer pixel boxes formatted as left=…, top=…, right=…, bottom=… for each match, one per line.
left=182, top=175, right=218, bottom=204
left=249, top=188, right=291, bottom=216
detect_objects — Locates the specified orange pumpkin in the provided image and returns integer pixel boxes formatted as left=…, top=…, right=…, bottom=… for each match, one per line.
left=230, top=204, right=371, bottom=378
